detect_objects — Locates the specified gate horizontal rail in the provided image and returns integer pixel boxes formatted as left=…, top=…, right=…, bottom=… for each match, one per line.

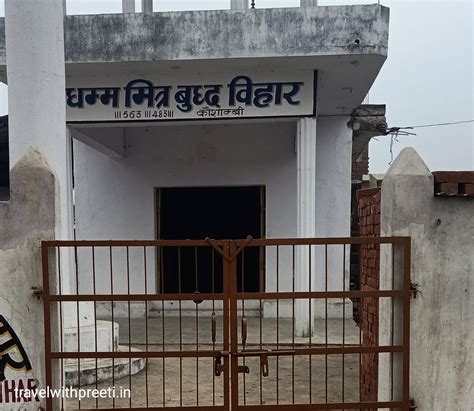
left=237, top=290, right=405, bottom=299
left=50, top=351, right=221, bottom=359
left=48, top=290, right=403, bottom=302
left=42, top=236, right=411, bottom=410
left=49, top=294, right=226, bottom=302
left=42, top=236, right=409, bottom=247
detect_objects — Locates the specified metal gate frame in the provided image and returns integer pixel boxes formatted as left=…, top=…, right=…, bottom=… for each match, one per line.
left=42, top=237, right=411, bottom=411
left=225, top=237, right=411, bottom=411
left=43, top=240, right=231, bottom=411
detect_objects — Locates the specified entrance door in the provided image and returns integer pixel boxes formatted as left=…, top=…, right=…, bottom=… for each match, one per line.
left=156, top=186, right=265, bottom=294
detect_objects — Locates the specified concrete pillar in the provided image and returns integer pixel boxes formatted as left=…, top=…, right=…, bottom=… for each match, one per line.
left=231, top=0, right=249, bottom=9
left=378, top=148, right=430, bottom=407
left=315, top=117, right=352, bottom=293
left=123, top=0, right=136, bottom=13
left=295, top=117, right=317, bottom=337
left=0, top=151, right=55, bottom=410
left=294, top=116, right=353, bottom=334
left=5, top=0, right=75, bottom=294
left=5, top=0, right=94, bottom=344
left=142, top=0, right=153, bottom=12
left=378, top=148, right=473, bottom=410
left=301, top=0, right=318, bottom=6
left=5, top=0, right=72, bottom=243
left=4, top=0, right=70, bottom=404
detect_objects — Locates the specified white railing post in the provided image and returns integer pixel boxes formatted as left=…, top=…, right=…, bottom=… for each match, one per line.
left=142, top=0, right=153, bottom=12
left=301, top=0, right=318, bottom=6
left=231, top=0, right=249, bottom=9
left=123, top=0, right=136, bottom=13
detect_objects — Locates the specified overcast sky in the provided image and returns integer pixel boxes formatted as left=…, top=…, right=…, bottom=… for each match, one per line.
left=0, top=0, right=472, bottom=172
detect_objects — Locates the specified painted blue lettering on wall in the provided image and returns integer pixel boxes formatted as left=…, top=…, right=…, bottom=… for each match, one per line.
left=66, top=76, right=303, bottom=111
left=65, top=71, right=316, bottom=122
left=228, top=75, right=302, bottom=108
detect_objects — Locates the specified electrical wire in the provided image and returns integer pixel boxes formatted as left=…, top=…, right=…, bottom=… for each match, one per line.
left=401, top=119, right=474, bottom=130
left=384, top=119, right=473, bottom=165
left=388, top=132, right=399, bottom=165
left=384, top=119, right=473, bottom=138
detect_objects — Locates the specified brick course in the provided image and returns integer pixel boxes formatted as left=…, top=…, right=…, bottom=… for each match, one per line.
left=352, top=145, right=369, bottom=182
left=356, top=187, right=381, bottom=407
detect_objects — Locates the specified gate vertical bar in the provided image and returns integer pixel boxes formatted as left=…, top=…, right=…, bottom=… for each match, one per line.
left=241, top=249, right=247, bottom=406
left=43, top=244, right=61, bottom=411
left=229, top=241, right=240, bottom=409
left=178, top=246, right=183, bottom=407
left=403, top=238, right=411, bottom=410
left=58, top=248, right=65, bottom=411
left=42, top=244, right=53, bottom=411
left=222, top=240, right=231, bottom=410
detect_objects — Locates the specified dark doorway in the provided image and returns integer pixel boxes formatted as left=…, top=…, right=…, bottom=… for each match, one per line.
left=156, top=186, right=265, bottom=294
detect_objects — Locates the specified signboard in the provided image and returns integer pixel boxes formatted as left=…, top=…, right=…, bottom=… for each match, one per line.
left=66, top=70, right=316, bottom=123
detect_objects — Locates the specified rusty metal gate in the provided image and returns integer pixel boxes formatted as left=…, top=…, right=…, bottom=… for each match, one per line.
left=42, top=237, right=411, bottom=410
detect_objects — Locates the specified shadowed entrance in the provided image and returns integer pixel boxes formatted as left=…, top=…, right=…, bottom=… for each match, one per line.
left=157, top=186, right=265, bottom=294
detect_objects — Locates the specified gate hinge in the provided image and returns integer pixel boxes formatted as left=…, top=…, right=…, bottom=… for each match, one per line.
left=410, top=281, right=421, bottom=299
left=410, top=399, right=417, bottom=410
left=31, top=287, right=43, bottom=300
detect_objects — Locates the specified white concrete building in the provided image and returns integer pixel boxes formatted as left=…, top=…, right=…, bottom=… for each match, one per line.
left=0, top=3, right=390, bottom=401
left=0, top=1, right=389, bottom=327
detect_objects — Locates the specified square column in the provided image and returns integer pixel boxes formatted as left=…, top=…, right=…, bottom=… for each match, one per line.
left=5, top=0, right=95, bottom=349
left=122, top=0, right=135, bottom=13
left=5, top=0, right=72, bottom=405
left=301, top=0, right=318, bottom=6
left=142, top=0, right=153, bottom=12
left=295, top=117, right=317, bottom=337
left=231, top=0, right=249, bottom=9
left=315, top=117, right=353, bottom=294
left=5, top=0, right=71, bottom=242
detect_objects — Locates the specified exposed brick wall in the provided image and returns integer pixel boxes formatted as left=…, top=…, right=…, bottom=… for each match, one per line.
left=352, top=145, right=369, bottom=182
left=433, top=171, right=474, bottom=197
left=356, top=187, right=381, bottom=406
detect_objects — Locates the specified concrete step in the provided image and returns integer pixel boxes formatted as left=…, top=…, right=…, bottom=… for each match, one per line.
left=64, top=346, right=145, bottom=387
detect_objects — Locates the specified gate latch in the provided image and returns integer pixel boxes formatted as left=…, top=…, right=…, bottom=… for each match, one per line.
left=31, top=287, right=43, bottom=300
left=214, top=351, right=229, bottom=376
left=214, top=354, right=224, bottom=376
left=237, top=350, right=273, bottom=377
left=410, top=281, right=421, bottom=298
left=260, top=352, right=269, bottom=377
left=237, top=365, right=250, bottom=374
left=215, top=352, right=250, bottom=376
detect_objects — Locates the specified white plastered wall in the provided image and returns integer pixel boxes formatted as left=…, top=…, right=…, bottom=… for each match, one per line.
left=72, top=117, right=352, bottom=318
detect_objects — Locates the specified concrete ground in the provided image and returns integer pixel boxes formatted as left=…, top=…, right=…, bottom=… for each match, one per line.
left=66, top=317, right=362, bottom=409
